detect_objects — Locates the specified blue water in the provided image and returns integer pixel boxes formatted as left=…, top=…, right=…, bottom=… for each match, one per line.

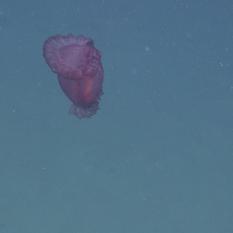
left=0, top=0, right=232, bottom=232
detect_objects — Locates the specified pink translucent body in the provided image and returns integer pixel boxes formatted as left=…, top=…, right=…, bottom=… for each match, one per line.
left=43, top=34, right=104, bottom=118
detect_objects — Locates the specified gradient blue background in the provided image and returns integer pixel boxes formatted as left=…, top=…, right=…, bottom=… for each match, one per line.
left=0, top=0, right=233, bottom=232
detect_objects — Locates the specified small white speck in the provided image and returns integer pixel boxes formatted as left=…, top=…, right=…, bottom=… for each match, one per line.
left=144, top=45, right=151, bottom=52
left=219, top=62, right=224, bottom=67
